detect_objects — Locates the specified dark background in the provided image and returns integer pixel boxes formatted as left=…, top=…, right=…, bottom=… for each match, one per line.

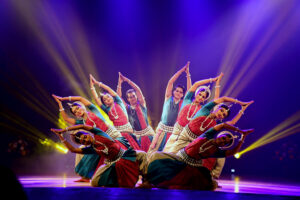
left=0, top=0, right=300, bottom=183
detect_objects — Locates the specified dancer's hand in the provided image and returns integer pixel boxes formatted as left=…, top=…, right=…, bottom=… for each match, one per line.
left=240, top=129, right=254, bottom=137
left=52, top=94, right=62, bottom=103
left=240, top=100, right=254, bottom=107
left=118, top=72, right=124, bottom=83
left=185, top=61, right=190, bottom=74
left=216, top=72, right=224, bottom=82
left=241, top=100, right=254, bottom=110
left=90, top=74, right=97, bottom=85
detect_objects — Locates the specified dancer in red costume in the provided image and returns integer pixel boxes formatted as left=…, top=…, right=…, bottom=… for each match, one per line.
left=90, top=75, right=141, bottom=150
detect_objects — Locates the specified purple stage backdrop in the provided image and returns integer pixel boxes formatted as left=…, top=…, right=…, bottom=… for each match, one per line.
left=0, top=0, right=300, bottom=183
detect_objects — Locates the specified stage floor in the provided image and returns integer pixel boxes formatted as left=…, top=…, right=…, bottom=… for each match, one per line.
left=19, top=176, right=300, bottom=200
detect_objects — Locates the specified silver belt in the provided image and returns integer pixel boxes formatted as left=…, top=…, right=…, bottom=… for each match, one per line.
left=177, top=149, right=203, bottom=167
left=115, top=122, right=133, bottom=133
left=133, top=126, right=154, bottom=136
left=104, top=148, right=125, bottom=165
left=184, top=126, right=199, bottom=141
left=106, top=126, right=122, bottom=139
left=156, top=122, right=174, bottom=133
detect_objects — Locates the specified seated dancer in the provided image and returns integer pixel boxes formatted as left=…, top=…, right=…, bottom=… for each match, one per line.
left=117, top=72, right=155, bottom=152
left=164, top=73, right=223, bottom=152
left=148, top=62, right=191, bottom=153
left=142, top=123, right=254, bottom=190
left=168, top=96, right=253, bottom=154
left=51, top=125, right=147, bottom=188
left=90, top=75, right=141, bottom=150
left=52, top=95, right=125, bottom=182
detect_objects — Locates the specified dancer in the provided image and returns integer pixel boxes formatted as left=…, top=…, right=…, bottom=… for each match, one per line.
left=142, top=123, right=254, bottom=190
left=164, top=73, right=223, bottom=152
left=148, top=62, right=192, bottom=153
left=117, top=72, right=155, bottom=152
left=52, top=94, right=124, bottom=182
left=51, top=125, right=147, bottom=188
left=168, top=96, right=253, bottom=154
left=90, top=75, right=141, bottom=150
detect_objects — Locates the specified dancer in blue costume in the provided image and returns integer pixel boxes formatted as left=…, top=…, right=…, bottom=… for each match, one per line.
left=148, top=61, right=192, bottom=153
left=117, top=72, right=155, bottom=152
left=52, top=95, right=124, bottom=182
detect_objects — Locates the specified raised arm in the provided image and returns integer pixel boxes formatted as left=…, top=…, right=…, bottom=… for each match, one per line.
left=52, top=94, right=76, bottom=125
left=185, top=62, right=192, bottom=91
left=90, top=74, right=103, bottom=107
left=121, top=73, right=146, bottom=107
left=117, top=72, right=123, bottom=97
left=59, top=96, right=92, bottom=107
left=214, top=96, right=252, bottom=106
left=188, top=77, right=217, bottom=93
left=226, top=101, right=254, bottom=125
left=225, top=128, right=254, bottom=157
left=50, top=125, right=93, bottom=154
left=165, top=62, right=188, bottom=100
left=214, top=72, right=224, bottom=100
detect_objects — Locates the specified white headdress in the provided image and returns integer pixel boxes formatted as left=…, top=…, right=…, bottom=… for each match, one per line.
left=216, top=131, right=239, bottom=149
left=195, top=85, right=211, bottom=100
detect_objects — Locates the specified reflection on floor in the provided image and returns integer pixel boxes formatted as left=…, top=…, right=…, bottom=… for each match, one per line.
left=19, top=176, right=300, bottom=200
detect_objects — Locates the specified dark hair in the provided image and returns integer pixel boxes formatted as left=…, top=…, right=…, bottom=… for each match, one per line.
left=69, top=102, right=83, bottom=115
left=196, top=88, right=209, bottom=99
left=126, top=89, right=136, bottom=98
left=219, top=104, right=231, bottom=118
left=100, top=92, right=111, bottom=105
left=173, top=84, right=186, bottom=95
left=73, top=131, right=84, bottom=144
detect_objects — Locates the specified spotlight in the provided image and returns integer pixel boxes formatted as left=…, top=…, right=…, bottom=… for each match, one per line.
left=234, top=153, right=241, bottom=159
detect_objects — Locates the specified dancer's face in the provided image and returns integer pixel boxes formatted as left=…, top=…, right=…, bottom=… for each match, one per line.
left=173, top=87, right=184, bottom=100
left=214, top=107, right=228, bottom=120
left=215, top=135, right=232, bottom=147
left=79, top=133, right=94, bottom=145
left=71, top=106, right=85, bottom=118
left=195, top=91, right=207, bottom=103
left=127, top=92, right=137, bottom=105
left=102, top=94, right=114, bottom=106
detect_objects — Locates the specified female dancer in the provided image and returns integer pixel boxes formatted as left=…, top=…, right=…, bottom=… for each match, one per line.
left=142, top=123, right=254, bottom=190
left=164, top=73, right=223, bottom=152
left=51, top=125, right=147, bottom=188
left=168, top=96, right=254, bottom=154
left=89, top=75, right=141, bottom=150
left=148, top=62, right=192, bottom=153
left=117, top=72, right=155, bottom=152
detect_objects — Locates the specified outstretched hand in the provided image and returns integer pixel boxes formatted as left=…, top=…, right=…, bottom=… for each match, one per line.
left=52, top=94, right=62, bottom=103
left=241, top=100, right=254, bottom=110
left=217, top=72, right=224, bottom=82
left=185, top=61, right=190, bottom=74
left=90, top=74, right=97, bottom=85
left=241, top=128, right=254, bottom=137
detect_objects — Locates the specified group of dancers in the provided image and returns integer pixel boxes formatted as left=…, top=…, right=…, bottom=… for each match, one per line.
left=51, top=61, right=254, bottom=190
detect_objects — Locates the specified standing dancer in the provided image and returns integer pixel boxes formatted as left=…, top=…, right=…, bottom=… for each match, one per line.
left=51, top=125, right=147, bottom=188
left=142, top=123, right=254, bottom=190
left=148, top=62, right=192, bottom=153
left=52, top=95, right=124, bottom=182
left=117, top=72, right=155, bottom=152
left=164, top=73, right=223, bottom=152
left=90, top=75, right=141, bottom=150
left=168, top=96, right=253, bottom=154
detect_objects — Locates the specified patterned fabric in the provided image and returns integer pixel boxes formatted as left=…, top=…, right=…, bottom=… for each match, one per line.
left=127, top=103, right=148, bottom=131
left=91, top=148, right=146, bottom=188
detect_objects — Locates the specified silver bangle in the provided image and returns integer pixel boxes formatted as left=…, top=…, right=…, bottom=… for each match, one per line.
left=61, top=139, right=66, bottom=143
left=59, top=108, right=64, bottom=112
left=69, top=96, right=72, bottom=101
left=65, top=127, right=69, bottom=132
left=210, top=78, right=213, bottom=83
left=215, top=85, right=221, bottom=88
left=91, top=87, right=96, bottom=90
left=239, top=110, right=244, bottom=115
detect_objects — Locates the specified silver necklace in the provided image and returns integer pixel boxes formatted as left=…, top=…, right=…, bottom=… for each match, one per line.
left=93, top=140, right=109, bottom=155
left=110, top=104, right=119, bottom=119
left=199, top=115, right=214, bottom=132
left=186, top=103, right=199, bottom=121
left=199, top=139, right=214, bottom=154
